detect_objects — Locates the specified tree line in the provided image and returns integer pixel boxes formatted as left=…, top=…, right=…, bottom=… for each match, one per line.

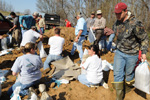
left=36, top=0, right=150, bottom=31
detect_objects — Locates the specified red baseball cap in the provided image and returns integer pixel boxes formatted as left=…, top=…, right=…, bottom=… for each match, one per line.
left=114, top=2, right=127, bottom=13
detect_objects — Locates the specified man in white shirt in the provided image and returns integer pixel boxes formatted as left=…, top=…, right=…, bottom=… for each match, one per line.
left=78, top=45, right=108, bottom=88
left=20, top=26, right=43, bottom=47
left=43, top=28, right=65, bottom=73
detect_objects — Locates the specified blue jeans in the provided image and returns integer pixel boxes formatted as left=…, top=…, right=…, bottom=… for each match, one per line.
left=38, top=27, right=44, bottom=34
left=8, top=79, right=40, bottom=97
left=78, top=74, right=96, bottom=87
left=113, top=50, right=138, bottom=82
left=44, top=54, right=63, bottom=70
left=107, top=34, right=115, bottom=51
left=71, top=36, right=85, bottom=60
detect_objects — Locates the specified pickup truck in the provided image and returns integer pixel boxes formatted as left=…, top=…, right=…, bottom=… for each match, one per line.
left=44, top=14, right=60, bottom=29
left=0, top=13, right=13, bottom=35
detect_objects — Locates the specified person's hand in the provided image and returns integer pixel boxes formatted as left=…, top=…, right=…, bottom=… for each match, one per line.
left=92, top=27, right=96, bottom=30
left=141, top=54, right=147, bottom=62
left=75, top=37, right=79, bottom=42
left=20, top=24, right=23, bottom=28
left=0, top=35, right=3, bottom=39
left=9, top=28, right=12, bottom=32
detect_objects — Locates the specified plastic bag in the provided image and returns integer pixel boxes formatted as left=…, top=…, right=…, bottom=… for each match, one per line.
left=0, top=83, right=1, bottom=97
left=10, top=86, right=21, bottom=100
left=135, top=61, right=150, bottom=94
left=37, top=41, right=47, bottom=58
left=1, top=38, right=7, bottom=50
left=88, top=27, right=96, bottom=43
left=30, top=93, right=39, bottom=100
left=102, top=60, right=113, bottom=71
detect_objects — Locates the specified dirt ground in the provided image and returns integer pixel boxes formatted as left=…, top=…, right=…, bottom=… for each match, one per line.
left=0, top=27, right=150, bottom=100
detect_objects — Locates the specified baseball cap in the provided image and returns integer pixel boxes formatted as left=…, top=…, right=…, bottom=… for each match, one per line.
left=75, top=12, right=82, bottom=18
left=114, top=2, right=127, bottom=13
left=31, top=26, right=36, bottom=29
left=33, top=12, right=39, bottom=17
left=91, top=11, right=95, bottom=15
left=97, top=10, right=102, bottom=14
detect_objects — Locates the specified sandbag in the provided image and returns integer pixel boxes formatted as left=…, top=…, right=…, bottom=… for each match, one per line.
left=135, top=61, right=150, bottom=94
left=1, top=38, right=7, bottom=50
left=10, top=86, right=21, bottom=100
left=88, top=27, right=96, bottom=43
left=37, top=41, right=47, bottom=58
left=0, top=83, right=1, bottom=97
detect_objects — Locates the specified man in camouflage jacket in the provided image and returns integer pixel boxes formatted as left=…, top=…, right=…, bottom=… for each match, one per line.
left=112, top=2, right=149, bottom=100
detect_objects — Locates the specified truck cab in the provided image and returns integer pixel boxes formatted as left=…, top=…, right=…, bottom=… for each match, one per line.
left=0, top=13, right=13, bottom=35
left=44, top=14, right=60, bottom=29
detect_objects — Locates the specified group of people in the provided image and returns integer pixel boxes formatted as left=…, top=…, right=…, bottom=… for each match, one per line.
left=4, top=2, right=149, bottom=100
left=0, top=12, right=45, bottom=50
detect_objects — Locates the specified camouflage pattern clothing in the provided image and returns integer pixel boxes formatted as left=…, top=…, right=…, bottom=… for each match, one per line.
left=113, top=14, right=149, bottom=55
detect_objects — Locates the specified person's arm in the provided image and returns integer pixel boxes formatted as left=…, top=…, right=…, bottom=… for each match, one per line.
left=75, top=19, right=84, bottom=42
left=9, top=25, right=17, bottom=32
left=42, top=19, right=46, bottom=30
left=75, top=30, right=83, bottom=42
left=0, top=35, right=3, bottom=39
left=134, top=21, right=149, bottom=61
left=11, top=58, right=21, bottom=76
left=81, top=57, right=90, bottom=70
left=19, top=16, right=25, bottom=28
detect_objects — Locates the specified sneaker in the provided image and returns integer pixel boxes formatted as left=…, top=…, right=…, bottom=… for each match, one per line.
left=102, top=82, right=109, bottom=89
left=90, top=84, right=99, bottom=88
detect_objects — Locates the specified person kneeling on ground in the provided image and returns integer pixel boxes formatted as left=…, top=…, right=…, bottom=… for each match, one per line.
left=78, top=45, right=108, bottom=88
left=43, top=28, right=65, bottom=74
left=8, top=42, right=43, bottom=97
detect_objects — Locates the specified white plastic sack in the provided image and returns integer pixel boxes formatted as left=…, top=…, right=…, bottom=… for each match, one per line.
left=88, top=27, right=96, bottom=43
left=11, top=86, right=21, bottom=100
left=135, top=61, right=150, bottom=94
left=0, top=83, right=1, bottom=97
left=83, top=49, right=88, bottom=55
left=102, top=60, right=113, bottom=71
left=30, top=93, right=39, bottom=100
left=37, top=41, right=47, bottom=58
left=1, top=38, right=7, bottom=50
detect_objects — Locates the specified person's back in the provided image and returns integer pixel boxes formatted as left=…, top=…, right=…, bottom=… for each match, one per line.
left=8, top=43, right=43, bottom=97
left=43, top=28, right=65, bottom=72
left=19, top=15, right=35, bottom=29
left=12, top=54, right=42, bottom=84
left=20, top=28, right=40, bottom=46
left=85, top=55, right=103, bottom=84
left=49, top=36, right=64, bottom=55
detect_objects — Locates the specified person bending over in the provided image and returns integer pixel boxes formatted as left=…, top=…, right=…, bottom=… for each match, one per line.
left=8, top=42, right=43, bottom=97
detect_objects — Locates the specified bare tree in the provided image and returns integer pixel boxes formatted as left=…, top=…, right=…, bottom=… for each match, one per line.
left=24, top=9, right=31, bottom=15
left=36, top=0, right=150, bottom=30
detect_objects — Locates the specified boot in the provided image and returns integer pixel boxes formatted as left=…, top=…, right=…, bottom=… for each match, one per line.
left=112, top=81, right=124, bottom=100
left=39, top=84, right=53, bottom=100
left=125, top=80, right=134, bottom=93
